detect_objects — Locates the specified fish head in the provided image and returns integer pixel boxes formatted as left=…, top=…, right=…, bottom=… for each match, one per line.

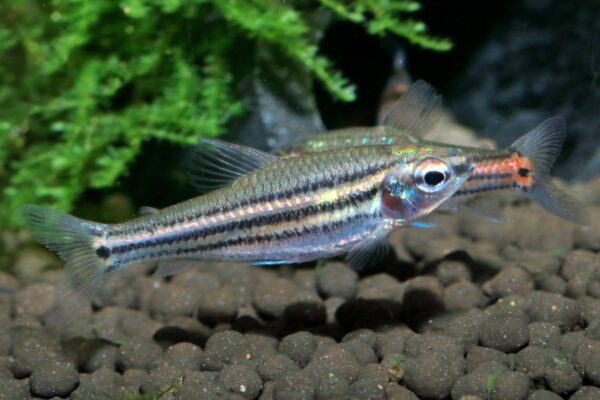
left=381, top=147, right=474, bottom=222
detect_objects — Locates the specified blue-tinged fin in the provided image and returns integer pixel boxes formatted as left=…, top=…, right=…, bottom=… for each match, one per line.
left=345, top=229, right=390, bottom=271
left=20, top=205, right=111, bottom=302
left=409, top=221, right=438, bottom=229
left=380, top=80, right=443, bottom=137
left=252, top=260, right=290, bottom=266
left=187, top=139, right=279, bottom=193
left=511, top=116, right=587, bottom=224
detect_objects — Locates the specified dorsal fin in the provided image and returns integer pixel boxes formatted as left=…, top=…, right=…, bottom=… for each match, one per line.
left=380, top=80, right=443, bottom=137
left=187, top=139, right=278, bottom=193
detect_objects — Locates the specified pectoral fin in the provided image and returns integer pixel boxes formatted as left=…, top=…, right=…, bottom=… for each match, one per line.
left=345, top=230, right=390, bottom=271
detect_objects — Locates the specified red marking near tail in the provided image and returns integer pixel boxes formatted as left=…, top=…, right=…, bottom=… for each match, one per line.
left=473, top=153, right=533, bottom=188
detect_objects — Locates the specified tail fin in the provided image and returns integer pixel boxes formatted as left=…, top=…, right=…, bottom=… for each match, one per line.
left=511, top=116, right=587, bottom=224
left=20, top=205, right=111, bottom=301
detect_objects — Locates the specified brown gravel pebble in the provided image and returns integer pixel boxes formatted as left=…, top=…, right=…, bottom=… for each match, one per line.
left=385, top=383, right=419, bottom=400
left=562, top=250, right=600, bottom=298
left=340, top=340, right=378, bottom=365
left=465, top=346, right=509, bottom=373
left=256, top=353, right=299, bottom=382
left=165, top=342, right=203, bottom=370
left=122, top=368, right=148, bottom=394
left=376, top=326, right=412, bottom=359
left=358, top=273, right=405, bottom=302
left=0, top=378, right=29, bottom=400
left=444, top=281, right=487, bottom=311
left=569, top=386, right=600, bottom=400
left=253, top=278, right=297, bottom=319
left=10, top=326, right=62, bottom=378
left=116, top=336, right=163, bottom=371
left=479, top=312, right=529, bottom=353
left=198, top=284, right=241, bottom=324
left=529, top=389, right=563, bottom=400
left=403, top=352, right=464, bottom=399
left=201, top=330, right=251, bottom=371
left=536, top=274, right=568, bottom=295
left=220, top=363, right=264, bottom=399
left=149, top=283, right=199, bottom=320
left=272, top=371, right=316, bottom=400
left=515, top=345, right=581, bottom=393
left=528, top=322, right=561, bottom=348
left=30, top=358, right=79, bottom=398
left=517, top=250, right=562, bottom=276
left=279, top=331, right=317, bottom=368
left=77, top=338, right=118, bottom=372
left=524, top=291, right=581, bottom=331
left=13, top=283, right=55, bottom=317
left=436, top=309, right=485, bottom=347
left=435, top=260, right=472, bottom=286
left=490, top=371, right=530, bottom=400
left=141, top=362, right=183, bottom=394
left=71, top=367, right=130, bottom=400
left=573, top=207, right=600, bottom=251
left=0, top=356, right=14, bottom=379
left=316, top=262, right=358, bottom=299
left=483, top=267, right=534, bottom=298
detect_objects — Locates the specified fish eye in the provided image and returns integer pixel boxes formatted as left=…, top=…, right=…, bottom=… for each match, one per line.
left=414, top=158, right=451, bottom=193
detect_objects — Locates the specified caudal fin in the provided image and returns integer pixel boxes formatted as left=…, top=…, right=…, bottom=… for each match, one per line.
left=511, top=116, right=587, bottom=224
left=20, top=205, right=111, bottom=301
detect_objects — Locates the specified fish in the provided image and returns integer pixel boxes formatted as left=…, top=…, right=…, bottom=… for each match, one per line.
left=289, top=81, right=587, bottom=224
left=21, top=141, right=475, bottom=300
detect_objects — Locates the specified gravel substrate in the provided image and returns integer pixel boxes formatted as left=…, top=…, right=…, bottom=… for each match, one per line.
left=2, top=179, right=600, bottom=399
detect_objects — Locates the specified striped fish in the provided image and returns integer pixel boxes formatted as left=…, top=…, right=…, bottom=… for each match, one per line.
left=290, top=81, right=586, bottom=224
left=21, top=142, right=474, bottom=300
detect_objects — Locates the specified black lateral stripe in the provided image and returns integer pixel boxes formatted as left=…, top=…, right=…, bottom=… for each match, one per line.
left=454, top=183, right=518, bottom=196
left=172, top=211, right=376, bottom=256
left=181, top=162, right=390, bottom=221
left=110, top=159, right=393, bottom=236
left=471, top=151, right=513, bottom=162
left=111, top=186, right=379, bottom=255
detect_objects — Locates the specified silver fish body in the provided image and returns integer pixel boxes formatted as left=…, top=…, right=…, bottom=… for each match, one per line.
left=22, top=143, right=474, bottom=299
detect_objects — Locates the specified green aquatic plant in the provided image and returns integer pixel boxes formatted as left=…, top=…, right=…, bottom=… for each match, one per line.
left=484, top=366, right=505, bottom=400
left=123, top=377, right=182, bottom=400
left=0, top=0, right=451, bottom=228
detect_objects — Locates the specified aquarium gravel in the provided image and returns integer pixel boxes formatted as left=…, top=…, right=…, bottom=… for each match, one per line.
left=1, top=180, right=600, bottom=399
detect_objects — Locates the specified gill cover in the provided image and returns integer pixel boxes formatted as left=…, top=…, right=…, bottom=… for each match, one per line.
left=381, top=154, right=474, bottom=222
